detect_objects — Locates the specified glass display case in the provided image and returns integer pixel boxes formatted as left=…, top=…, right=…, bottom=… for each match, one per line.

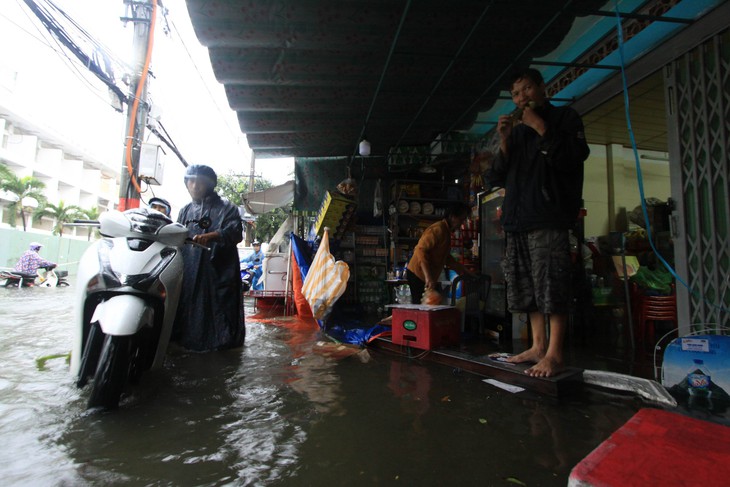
left=478, top=188, right=511, bottom=341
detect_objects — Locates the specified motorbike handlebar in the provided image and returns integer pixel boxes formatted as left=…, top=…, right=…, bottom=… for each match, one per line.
left=186, top=238, right=210, bottom=252
left=66, top=220, right=101, bottom=227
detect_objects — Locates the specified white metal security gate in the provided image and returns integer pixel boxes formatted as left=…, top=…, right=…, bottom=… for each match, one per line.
left=665, top=29, right=730, bottom=333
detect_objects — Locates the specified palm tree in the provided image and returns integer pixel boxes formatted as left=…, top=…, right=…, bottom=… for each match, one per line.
left=80, top=206, right=103, bottom=240
left=33, top=200, right=84, bottom=236
left=0, top=164, right=47, bottom=231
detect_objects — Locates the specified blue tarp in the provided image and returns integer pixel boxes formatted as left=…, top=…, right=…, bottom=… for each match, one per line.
left=290, top=232, right=386, bottom=346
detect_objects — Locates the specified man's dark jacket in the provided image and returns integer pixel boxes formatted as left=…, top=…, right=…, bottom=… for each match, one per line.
left=487, top=102, right=589, bottom=232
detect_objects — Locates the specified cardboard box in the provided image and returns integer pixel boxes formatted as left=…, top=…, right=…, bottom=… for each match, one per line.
left=312, top=191, right=356, bottom=239
left=389, top=304, right=460, bottom=350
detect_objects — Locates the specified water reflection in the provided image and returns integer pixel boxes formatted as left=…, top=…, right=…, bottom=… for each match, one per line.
left=388, top=361, right=432, bottom=434
left=1, top=288, right=651, bottom=486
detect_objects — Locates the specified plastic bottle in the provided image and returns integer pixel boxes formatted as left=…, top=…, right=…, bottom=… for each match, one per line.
left=687, top=359, right=712, bottom=398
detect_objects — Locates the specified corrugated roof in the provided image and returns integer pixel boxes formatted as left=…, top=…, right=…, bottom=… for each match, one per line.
left=186, top=0, right=606, bottom=158
left=184, top=0, right=724, bottom=159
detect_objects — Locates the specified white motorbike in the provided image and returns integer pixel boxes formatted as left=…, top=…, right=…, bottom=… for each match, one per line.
left=70, top=208, right=199, bottom=409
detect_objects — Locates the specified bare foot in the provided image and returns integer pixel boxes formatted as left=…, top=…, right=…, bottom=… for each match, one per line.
left=524, top=356, right=565, bottom=378
left=506, top=347, right=544, bottom=365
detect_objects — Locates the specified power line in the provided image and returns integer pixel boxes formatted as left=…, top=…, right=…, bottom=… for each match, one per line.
left=166, top=13, right=242, bottom=144
left=19, top=0, right=130, bottom=109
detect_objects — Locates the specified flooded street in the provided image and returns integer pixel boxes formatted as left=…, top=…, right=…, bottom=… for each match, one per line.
left=0, top=286, right=644, bottom=486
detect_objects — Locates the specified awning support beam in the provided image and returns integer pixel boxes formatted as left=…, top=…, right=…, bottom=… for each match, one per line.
left=531, top=60, right=621, bottom=70
left=577, top=9, right=694, bottom=24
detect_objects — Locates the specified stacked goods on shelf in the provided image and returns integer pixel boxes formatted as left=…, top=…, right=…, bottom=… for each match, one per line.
left=354, top=225, right=388, bottom=314
left=389, top=179, right=462, bottom=268
left=310, top=191, right=357, bottom=240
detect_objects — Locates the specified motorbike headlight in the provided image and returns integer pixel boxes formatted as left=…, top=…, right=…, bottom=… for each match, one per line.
left=127, top=238, right=154, bottom=251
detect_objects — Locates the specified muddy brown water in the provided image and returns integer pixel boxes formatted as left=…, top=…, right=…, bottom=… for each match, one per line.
left=0, top=286, right=648, bottom=486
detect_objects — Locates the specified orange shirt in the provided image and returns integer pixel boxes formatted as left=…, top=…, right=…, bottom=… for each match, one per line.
left=406, top=219, right=457, bottom=283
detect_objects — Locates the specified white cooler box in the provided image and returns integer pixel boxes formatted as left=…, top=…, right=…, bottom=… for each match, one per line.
left=263, top=253, right=288, bottom=291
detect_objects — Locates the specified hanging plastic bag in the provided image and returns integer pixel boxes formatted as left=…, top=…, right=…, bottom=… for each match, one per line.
left=301, top=228, right=350, bottom=320
left=421, top=288, right=443, bottom=306
left=373, top=178, right=383, bottom=217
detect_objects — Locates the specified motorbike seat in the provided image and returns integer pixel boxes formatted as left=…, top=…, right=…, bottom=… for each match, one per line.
left=15, top=271, right=38, bottom=279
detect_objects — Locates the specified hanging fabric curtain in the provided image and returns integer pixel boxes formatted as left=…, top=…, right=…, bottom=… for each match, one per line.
left=301, top=228, right=350, bottom=320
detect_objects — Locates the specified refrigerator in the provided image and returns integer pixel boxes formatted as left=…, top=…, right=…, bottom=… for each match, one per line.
left=478, top=188, right=513, bottom=342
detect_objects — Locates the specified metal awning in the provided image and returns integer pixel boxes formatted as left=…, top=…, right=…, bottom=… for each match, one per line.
left=184, top=0, right=725, bottom=159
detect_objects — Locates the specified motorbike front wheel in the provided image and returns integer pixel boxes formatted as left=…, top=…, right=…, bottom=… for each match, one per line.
left=87, top=334, right=132, bottom=409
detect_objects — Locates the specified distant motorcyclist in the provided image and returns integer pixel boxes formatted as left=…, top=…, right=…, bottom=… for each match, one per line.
left=240, top=240, right=265, bottom=290
left=148, top=197, right=172, bottom=217
left=14, top=242, right=56, bottom=275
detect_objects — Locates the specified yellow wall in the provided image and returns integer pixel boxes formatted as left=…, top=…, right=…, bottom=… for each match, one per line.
left=583, top=143, right=670, bottom=238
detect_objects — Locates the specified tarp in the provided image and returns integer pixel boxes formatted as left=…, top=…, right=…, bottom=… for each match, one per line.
left=290, top=233, right=313, bottom=280
left=289, top=232, right=388, bottom=345
left=289, top=254, right=313, bottom=317
left=243, top=180, right=294, bottom=215
left=301, top=229, right=349, bottom=320
left=290, top=234, right=314, bottom=317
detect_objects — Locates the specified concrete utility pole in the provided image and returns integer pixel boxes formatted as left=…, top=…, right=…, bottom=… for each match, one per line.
left=118, top=0, right=156, bottom=210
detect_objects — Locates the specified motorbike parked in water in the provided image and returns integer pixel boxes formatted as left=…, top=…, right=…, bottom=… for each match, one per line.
left=70, top=208, right=203, bottom=409
left=0, top=266, right=69, bottom=287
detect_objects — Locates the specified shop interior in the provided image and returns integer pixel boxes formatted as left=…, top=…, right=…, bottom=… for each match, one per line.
left=291, top=68, right=673, bottom=351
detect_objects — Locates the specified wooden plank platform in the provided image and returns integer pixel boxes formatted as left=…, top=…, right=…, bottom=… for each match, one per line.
left=370, top=337, right=584, bottom=397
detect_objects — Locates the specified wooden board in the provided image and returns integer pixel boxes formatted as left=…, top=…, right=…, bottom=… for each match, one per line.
left=370, top=337, right=583, bottom=397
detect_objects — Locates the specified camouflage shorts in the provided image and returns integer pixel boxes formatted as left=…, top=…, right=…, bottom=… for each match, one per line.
left=502, top=229, right=571, bottom=315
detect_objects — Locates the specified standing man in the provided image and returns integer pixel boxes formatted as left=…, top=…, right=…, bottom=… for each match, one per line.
left=174, top=164, right=245, bottom=351
left=406, top=202, right=472, bottom=304
left=487, top=68, right=589, bottom=377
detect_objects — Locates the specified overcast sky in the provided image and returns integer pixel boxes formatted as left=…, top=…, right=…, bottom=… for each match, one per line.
left=0, top=0, right=293, bottom=211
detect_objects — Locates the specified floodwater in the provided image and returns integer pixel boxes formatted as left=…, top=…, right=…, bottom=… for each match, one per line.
left=0, top=286, right=649, bottom=486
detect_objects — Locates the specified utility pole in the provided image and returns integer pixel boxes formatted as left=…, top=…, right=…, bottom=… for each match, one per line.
left=249, top=152, right=256, bottom=195
left=246, top=151, right=256, bottom=246
left=118, top=0, right=156, bottom=210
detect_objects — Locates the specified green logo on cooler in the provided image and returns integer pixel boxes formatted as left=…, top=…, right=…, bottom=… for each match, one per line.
left=403, top=320, right=417, bottom=331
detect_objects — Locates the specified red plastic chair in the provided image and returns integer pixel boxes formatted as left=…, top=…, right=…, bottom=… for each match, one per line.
left=631, top=283, right=677, bottom=347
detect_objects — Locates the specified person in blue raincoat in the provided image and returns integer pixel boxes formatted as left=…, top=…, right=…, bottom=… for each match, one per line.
left=148, top=197, right=172, bottom=217
left=240, top=240, right=264, bottom=290
left=173, top=164, right=245, bottom=351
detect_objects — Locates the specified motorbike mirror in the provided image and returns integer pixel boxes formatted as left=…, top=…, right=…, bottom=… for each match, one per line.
left=183, top=216, right=212, bottom=230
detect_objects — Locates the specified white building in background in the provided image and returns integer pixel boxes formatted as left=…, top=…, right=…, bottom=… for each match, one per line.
left=0, top=94, right=121, bottom=238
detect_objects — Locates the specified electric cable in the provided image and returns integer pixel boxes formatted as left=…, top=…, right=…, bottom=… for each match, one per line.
left=612, top=0, right=728, bottom=315
left=147, top=121, right=189, bottom=167
left=166, top=13, right=242, bottom=145
left=9, top=1, right=118, bottom=110
left=20, top=0, right=128, bottom=108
